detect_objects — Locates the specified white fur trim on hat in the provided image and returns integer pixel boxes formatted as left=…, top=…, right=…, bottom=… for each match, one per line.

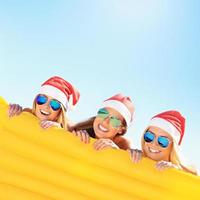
left=149, top=117, right=180, bottom=144
left=102, top=100, right=132, bottom=126
left=40, top=85, right=68, bottom=109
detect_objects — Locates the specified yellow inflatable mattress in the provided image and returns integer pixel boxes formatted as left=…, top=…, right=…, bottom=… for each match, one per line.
left=0, top=97, right=199, bottom=200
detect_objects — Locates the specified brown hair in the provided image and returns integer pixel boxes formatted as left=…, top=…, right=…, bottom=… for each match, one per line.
left=72, top=116, right=95, bottom=131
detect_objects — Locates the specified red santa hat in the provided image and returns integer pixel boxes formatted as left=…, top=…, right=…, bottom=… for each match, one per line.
left=148, top=110, right=185, bottom=145
left=102, top=93, right=135, bottom=126
left=39, top=76, right=80, bottom=110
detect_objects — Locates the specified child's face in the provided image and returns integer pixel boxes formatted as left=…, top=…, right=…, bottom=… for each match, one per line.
left=93, top=107, right=125, bottom=139
left=142, top=126, right=173, bottom=161
left=35, top=94, right=62, bottom=121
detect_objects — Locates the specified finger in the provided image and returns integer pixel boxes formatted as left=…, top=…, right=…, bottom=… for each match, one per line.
left=155, top=163, right=163, bottom=171
left=8, top=104, right=15, bottom=117
left=80, top=131, right=87, bottom=143
left=16, top=105, right=22, bottom=115
left=160, top=162, right=172, bottom=169
left=8, top=104, right=12, bottom=117
left=74, top=131, right=78, bottom=136
left=44, top=122, right=53, bottom=129
left=135, top=150, right=141, bottom=163
left=86, top=133, right=90, bottom=144
left=40, top=121, right=50, bottom=129
left=159, top=161, right=167, bottom=168
left=156, top=161, right=166, bottom=171
left=98, top=143, right=112, bottom=151
left=11, top=105, right=19, bottom=117
left=79, top=131, right=85, bottom=143
left=133, top=150, right=139, bottom=163
left=128, top=149, right=134, bottom=162
left=83, top=130, right=90, bottom=143
left=95, top=139, right=114, bottom=151
left=93, top=140, right=100, bottom=150
left=41, top=122, right=47, bottom=129
left=93, top=140, right=104, bottom=150
left=130, top=149, right=136, bottom=163
left=129, top=149, right=140, bottom=163
left=40, top=120, right=46, bottom=127
left=95, top=142, right=111, bottom=151
left=76, top=131, right=83, bottom=141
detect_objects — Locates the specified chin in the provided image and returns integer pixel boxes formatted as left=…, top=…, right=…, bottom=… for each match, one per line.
left=36, top=113, right=47, bottom=121
left=148, top=154, right=162, bottom=161
left=144, top=149, right=163, bottom=161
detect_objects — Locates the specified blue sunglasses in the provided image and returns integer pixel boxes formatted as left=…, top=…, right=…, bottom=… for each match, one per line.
left=144, top=131, right=171, bottom=148
left=36, top=95, right=61, bottom=111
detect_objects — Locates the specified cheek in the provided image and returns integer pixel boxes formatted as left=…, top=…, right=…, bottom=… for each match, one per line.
left=48, top=110, right=60, bottom=120
left=162, top=145, right=172, bottom=157
left=35, top=105, right=41, bottom=117
left=142, top=143, right=148, bottom=155
left=93, top=118, right=104, bottom=137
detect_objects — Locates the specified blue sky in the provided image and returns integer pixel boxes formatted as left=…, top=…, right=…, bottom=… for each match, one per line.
left=0, top=0, right=200, bottom=170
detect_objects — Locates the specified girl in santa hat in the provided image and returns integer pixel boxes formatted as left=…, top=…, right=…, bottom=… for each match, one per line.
left=129, top=110, right=198, bottom=175
left=72, top=93, right=135, bottom=150
left=8, top=76, right=80, bottom=130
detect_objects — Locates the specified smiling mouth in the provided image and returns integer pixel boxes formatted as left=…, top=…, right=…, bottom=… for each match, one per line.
left=148, top=147, right=161, bottom=153
left=98, top=124, right=109, bottom=132
left=40, top=109, right=50, bottom=116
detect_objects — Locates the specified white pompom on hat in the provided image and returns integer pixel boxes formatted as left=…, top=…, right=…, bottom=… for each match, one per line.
left=101, top=93, right=135, bottom=126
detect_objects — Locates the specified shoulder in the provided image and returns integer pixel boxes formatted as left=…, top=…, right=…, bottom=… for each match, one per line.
left=113, top=136, right=131, bottom=150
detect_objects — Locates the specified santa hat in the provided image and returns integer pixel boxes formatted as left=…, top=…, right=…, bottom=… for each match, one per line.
left=39, top=76, right=80, bottom=110
left=148, top=110, right=185, bottom=145
left=102, top=93, right=134, bottom=126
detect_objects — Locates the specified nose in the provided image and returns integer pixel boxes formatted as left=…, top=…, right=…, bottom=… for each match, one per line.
left=43, top=100, right=50, bottom=109
left=153, top=138, right=160, bottom=147
left=102, top=116, right=110, bottom=124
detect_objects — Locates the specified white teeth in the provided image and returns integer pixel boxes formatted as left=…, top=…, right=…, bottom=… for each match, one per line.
left=98, top=124, right=108, bottom=132
left=40, top=110, right=50, bottom=115
left=149, top=148, right=160, bottom=153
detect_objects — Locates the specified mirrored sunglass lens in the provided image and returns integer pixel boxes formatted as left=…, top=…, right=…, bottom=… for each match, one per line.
left=50, top=100, right=61, bottom=111
left=144, top=131, right=155, bottom=143
left=97, top=108, right=109, bottom=118
left=158, top=136, right=169, bottom=148
left=36, top=95, right=47, bottom=105
left=110, top=117, right=122, bottom=128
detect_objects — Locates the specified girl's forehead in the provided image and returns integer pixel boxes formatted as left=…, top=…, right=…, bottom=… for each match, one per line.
left=148, top=126, right=173, bottom=139
left=104, top=107, right=124, bottom=119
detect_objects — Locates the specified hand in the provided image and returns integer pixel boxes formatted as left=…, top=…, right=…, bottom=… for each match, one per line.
left=156, top=161, right=179, bottom=171
left=72, top=130, right=90, bottom=144
left=40, top=120, right=61, bottom=129
left=93, top=138, right=119, bottom=151
left=129, top=149, right=143, bottom=163
left=8, top=104, right=23, bottom=118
